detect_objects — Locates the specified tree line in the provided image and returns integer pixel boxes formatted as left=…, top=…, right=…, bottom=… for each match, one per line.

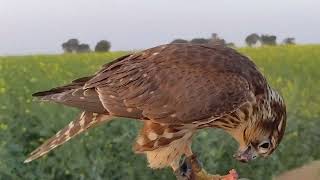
left=245, top=33, right=295, bottom=47
left=62, top=39, right=111, bottom=53
left=62, top=33, right=296, bottom=54
left=171, top=33, right=296, bottom=47
left=171, top=33, right=235, bottom=47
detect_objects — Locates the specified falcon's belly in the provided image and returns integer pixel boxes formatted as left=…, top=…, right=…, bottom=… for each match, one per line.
left=133, top=121, right=195, bottom=168
left=145, top=131, right=193, bottom=168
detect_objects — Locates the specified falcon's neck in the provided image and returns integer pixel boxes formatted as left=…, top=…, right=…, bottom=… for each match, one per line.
left=209, top=101, right=255, bottom=131
left=203, top=92, right=271, bottom=131
left=212, top=85, right=283, bottom=129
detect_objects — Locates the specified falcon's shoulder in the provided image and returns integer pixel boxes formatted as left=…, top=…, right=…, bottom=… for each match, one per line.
left=84, top=44, right=267, bottom=123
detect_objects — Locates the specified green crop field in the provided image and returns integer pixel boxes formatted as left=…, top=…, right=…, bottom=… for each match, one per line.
left=0, top=45, right=319, bottom=180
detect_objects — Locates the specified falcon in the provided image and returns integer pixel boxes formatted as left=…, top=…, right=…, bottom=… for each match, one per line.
left=24, top=43, right=286, bottom=180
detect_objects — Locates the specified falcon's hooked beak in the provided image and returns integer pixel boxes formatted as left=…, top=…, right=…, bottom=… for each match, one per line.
left=233, top=145, right=257, bottom=163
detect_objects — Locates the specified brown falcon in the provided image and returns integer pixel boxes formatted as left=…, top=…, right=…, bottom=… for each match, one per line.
left=24, top=43, right=287, bottom=180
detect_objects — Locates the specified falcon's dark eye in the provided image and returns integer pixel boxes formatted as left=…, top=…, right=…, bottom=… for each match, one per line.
left=259, top=142, right=270, bottom=149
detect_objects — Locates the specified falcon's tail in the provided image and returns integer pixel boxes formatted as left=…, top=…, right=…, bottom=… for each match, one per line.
left=32, top=76, right=106, bottom=113
left=24, top=111, right=112, bottom=163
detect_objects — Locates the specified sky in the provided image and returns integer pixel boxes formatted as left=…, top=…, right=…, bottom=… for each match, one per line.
left=0, top=0, right=319, bottom=55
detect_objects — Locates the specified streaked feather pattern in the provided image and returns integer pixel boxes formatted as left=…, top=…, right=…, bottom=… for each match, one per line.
left=25, top=111, right=112, bottom=163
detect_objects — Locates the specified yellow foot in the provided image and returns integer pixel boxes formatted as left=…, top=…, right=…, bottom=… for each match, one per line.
left=174, top=155, right=239, bottom=180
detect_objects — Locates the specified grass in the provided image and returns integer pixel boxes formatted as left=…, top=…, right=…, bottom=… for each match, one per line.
left=0, top=45, right=319, bottom=180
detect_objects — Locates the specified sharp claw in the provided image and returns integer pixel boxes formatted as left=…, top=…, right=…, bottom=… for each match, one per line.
left=174, top=170, right=190, bottom=180
left=174, top=156, right=193, bottom=180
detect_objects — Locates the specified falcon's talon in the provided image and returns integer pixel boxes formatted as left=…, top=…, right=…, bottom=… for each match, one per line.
left=189, top=154, right=203, bottom=172
left=174, top=170, right=192, bottom=180
left=175, top=155, right=192, bottom=180
left=175, top=154, right=225, bottom=180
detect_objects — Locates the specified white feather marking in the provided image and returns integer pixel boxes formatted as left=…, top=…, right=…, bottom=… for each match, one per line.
left=278, top=119, right=284, bottom=132
left=162, top=132, right=174, bottom=139
left=92, top=114, right=97, bottom=121
left=49, top=144, right=56, bottom=149
left=55, top=130, right=62, bottom=137
left=148, top=132, right=158, bottom=141
left=68, top=121, right=74, bottom=129
left=80, top=112, right=85, bottom=120
left=145, top=132, right=193, bottom=169
left=79, top=119, right=85, bottom=129
left=38, top=150, right=49, bottom=158
left=170, top=114, right=176, bottom=118
left=137, top=136, right=146, bottom=145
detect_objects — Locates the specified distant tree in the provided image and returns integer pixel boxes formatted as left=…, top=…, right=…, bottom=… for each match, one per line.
left=260, top=34, right=277, bottom=46
left=77, top=44, right=91, bottom=53
left=171, top=39, right=189, bottom=44
left=171, top=34, right=232, bottom=47
left=210, top=39, right=227, bottom=46
left=95, top=40, right=111, bottom=52
left=62, top=38, right=79, bottom=53
left=283, top=37, right=296, bottom=45
left=190, top=38, right=209, bottom=44
left=226, top=42, right=236, bottom=47
left=208, top=33, right=227, bottom=46
left=208, top=39, right=226, bottom=46
left=211, top=33, right=219, bottom=41
left=245, top=33, right=260, bottom=47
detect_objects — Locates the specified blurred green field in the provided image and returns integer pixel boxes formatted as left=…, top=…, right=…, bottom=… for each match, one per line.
left=0, top=45, right=319, bottom=180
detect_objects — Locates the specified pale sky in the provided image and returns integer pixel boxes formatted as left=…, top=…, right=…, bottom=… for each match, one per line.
left=0, top=0, right=319, bottom=55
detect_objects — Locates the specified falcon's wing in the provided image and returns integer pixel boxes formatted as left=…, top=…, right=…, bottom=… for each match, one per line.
left=31, top=55, right=135, bottom=113
left=84, top=44, right=256, bottom=124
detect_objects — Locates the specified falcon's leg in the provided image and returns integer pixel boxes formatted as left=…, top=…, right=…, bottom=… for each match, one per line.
left=173, top=147, right=239, bottom=180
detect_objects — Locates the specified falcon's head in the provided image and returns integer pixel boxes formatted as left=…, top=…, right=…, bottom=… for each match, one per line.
left=233, top=89, right=286, bottom=163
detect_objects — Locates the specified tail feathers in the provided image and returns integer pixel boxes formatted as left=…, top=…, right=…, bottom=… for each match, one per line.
left=32, top=75, right=106, bottom=113
left=32, top=76, right=93, bottom=97
left=33, top=87, right=106, bottom=113
left=24, top=111, right=112, bottom=163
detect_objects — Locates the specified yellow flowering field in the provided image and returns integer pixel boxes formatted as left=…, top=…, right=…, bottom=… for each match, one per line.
left=0, top=45, right=319, bottom=180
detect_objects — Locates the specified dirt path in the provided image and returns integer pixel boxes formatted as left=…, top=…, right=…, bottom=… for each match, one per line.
left=274, top=161, right=320, bottom=180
